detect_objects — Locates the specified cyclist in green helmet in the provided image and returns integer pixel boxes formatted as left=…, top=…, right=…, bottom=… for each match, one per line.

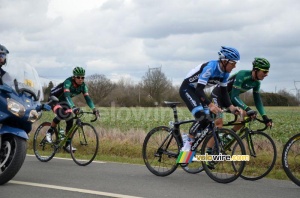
left=211, top=57, right=273, bottom=131
left=46, top=66, right=100, bottom=153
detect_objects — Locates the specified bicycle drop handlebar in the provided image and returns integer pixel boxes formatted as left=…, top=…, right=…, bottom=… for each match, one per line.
left=73, top=111, right=99, bottom=122
left=225, top=112, right=269, bottom=131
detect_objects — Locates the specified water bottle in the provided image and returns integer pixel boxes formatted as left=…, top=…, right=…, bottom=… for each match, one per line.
left=182, top=133, right=188, bottom=145
left=59, top=129, right=65, bottom=141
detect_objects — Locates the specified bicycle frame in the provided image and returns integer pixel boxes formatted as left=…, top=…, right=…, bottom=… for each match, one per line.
left=53, top=114, right=90, bottom=150
left=223, top=114, right=268, bottom=157
left=166, top=103, right=221, bottom=160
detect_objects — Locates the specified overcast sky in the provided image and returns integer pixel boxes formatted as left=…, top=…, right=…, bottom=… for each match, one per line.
left=1, top=0, right=300, bottom=95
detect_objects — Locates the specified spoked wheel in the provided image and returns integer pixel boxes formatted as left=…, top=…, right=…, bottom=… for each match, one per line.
left=282, top=133, right=300, bottom=186
left=236, top=131, right=277, bottom=180
left=201, top=128, right=246, bottom=183
left=70, top=123, right=99, bottom=166
left=33, top=122, right=58, bottom=162
left=142, top=126, right=180, bottom=176
left=0, top=135, right=27, bottom=185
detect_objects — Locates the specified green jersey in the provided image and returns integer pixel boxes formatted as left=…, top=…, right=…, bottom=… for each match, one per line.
left=227, top=70, right=266, bottom=116
left=54, top=77, right=95, bottom=109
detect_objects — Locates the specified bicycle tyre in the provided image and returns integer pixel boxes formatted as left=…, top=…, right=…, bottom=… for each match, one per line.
left=282, top=133, right=300, bottom=186
left=33, top=122, right=57, bottom=162
left=70, top=123, right=99, bottom=166
left=201, top=128, right=246, bottom=183
left=142, top=126, right=180, bottom=177
left=237, top=131, right=277, bottom=180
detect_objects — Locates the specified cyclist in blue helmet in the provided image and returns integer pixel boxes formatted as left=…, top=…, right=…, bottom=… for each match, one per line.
left=179, top=46, right=241, bottom=153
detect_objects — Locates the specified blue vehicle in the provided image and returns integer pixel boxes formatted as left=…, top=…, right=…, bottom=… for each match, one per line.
left=0, top=61, right=52, bottom=185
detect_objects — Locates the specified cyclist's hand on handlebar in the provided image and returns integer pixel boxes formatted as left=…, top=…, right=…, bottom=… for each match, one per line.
left=262, top=115, right=273, bottom=127
left=72, top=107, right=81, bottom=115
left=245, top=107, right=257, bottom=119
left=93, top=108, right=100, bottom=117
left=229, top=105, right=241, bottom=115
left=208, top=103, right=222, bottom=115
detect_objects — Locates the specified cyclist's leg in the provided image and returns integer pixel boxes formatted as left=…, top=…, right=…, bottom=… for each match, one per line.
left=46, top=117, right=60, bottom=143
left=179, top=84, right=206, bottom=151
left=64, top=118, right=75, bottom=152
left=206, top=90, right=225, bottom=169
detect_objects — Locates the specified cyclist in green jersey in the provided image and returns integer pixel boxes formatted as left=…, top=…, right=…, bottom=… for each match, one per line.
left=46, top=66, right=99, bottom=153
left=211, top=57, right=273, bottom=131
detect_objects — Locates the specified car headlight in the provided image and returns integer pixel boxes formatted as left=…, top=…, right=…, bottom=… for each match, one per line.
left=7, top=98, right=25, bottom=117
left=28, top=110, right=42, bottom=122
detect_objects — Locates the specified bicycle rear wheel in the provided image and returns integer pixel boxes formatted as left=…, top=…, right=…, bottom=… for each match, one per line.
left=33, top=122, right=57, bottom=162
left=236, top=131, right=277, bottom=180
left=142, top=126, right=180, bottom=176
left=282, top=133, right=300, bottom=186
left=70, top=123, right=99, bottom=166
left=201, top=128, right=246, bottom=183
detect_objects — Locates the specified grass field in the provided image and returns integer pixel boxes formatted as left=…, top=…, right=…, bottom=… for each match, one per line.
left=27, top=106, right=300, bottom=180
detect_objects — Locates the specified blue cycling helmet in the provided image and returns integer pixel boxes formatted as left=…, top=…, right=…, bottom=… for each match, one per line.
left=218, top=46, right=240, bottom=61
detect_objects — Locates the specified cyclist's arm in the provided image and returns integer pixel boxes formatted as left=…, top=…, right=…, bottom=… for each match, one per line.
left=195, top=83, right=211, bottom=105
left=82, top=85, right=95, bottom=109
left=219, top=72, right=232, bottom=108
left=230, top=72, right=249, bottom=110
left=220, top=86, right=232, bottom=108
left=63, top=79, right=76, bottom=108
left=253, top=84, right=266, bottom=116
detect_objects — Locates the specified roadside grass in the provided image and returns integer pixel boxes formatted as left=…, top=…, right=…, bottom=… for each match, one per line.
left=27, top=106, right=300, bottom=181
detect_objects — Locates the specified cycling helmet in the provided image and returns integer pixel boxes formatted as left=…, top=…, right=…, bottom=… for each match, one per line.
left=0, top=44, right=9, bottom=54
left=0, top=44, right=9, bottom=66
left=73, top=66, right=85, bottom=76
left=252, top=57, right=270, bottom=71
left=218, top=46, right=240, bottom=61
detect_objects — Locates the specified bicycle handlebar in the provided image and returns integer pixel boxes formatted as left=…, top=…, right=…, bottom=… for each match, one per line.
left=74, top=111, right=99, bottom=122
left=225, top=113, right=269, bottom=131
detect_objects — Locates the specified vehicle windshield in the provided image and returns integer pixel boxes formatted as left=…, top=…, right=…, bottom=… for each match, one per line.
left=2, top=60, right=44, bottom=101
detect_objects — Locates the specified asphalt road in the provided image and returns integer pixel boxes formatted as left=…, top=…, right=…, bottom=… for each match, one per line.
left=1, top=155, right=299, bottom=198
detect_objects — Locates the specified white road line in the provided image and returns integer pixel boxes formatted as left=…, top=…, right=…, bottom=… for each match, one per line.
left=9, top=180, right=143, bottom=198
left=26, top=154, right=106, bottom=163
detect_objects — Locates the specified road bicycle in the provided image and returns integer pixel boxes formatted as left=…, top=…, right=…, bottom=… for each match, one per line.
left=33, top=111, right=99, bottom=166
left=182, top=110, right=277, bottom=181
left=282, top=133, right=300, bottom=186
left=142, top=101, right=246, bottom=184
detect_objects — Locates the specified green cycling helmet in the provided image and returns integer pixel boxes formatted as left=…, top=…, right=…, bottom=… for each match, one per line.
left=252, top=58, right=270, bottom=71
left=73, top=66, right=85, bottom=76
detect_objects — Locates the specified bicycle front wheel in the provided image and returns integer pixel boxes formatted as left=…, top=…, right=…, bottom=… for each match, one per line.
left=33, top=122, right=57, bottom=162
left=237, top=131, right=277, bottom=180
left=70, top=123, right=99, bottom=166
left=202, top=128, right=246, bottom=184
left=282, top=133, right=300, bottom=186
left=142, top=126, right=180, bottom=176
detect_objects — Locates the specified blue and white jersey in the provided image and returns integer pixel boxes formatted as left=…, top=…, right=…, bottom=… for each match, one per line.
left=184, top=60, right=229, bottom=89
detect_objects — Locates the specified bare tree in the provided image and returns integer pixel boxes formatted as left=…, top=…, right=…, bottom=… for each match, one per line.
left=141, top=67, right=172, bottom=105
left=85, top=74, right=116, bottom=105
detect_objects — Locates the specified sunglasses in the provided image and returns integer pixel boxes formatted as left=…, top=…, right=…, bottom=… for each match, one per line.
left=228, top=60, right=237, bottom=64
left=75, top=76, right=85, bottom=80
left=261, top=70, right=269, bottom=74
left=0, top=53, right=6, bottom=59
